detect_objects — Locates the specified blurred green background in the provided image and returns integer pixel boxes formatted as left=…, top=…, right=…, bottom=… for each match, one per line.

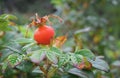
left=0, top=0, right=120, bottom=78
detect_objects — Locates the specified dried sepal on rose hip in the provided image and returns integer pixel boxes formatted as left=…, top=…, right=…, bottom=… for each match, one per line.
left=26, top=13, right=63, bottom=45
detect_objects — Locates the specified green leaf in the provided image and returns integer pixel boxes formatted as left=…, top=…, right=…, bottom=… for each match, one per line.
left=15, top=38, right=34, bottom=44
left=0, top=14, right=17, bottom=31
left=3, top=41, right=20, bottom=48
left=58, top=54, right=70, bottom=67
left=50, top=47, right=62, bottom=56
left=0, top=50, right=13, bottom=61
left=7, top=54, right=19, bottom=67
left=16, top=61, right=33, bottom=72
left=83, top=70, right=95, bottom=78
left=51, top=0, right=62, bottom=5
left=68, top=68, right=89, bottom=78
left=30, top=50, right=46, bottom=64
left=22, top=42, right=36, bottom=51
left=112, top=60, right=120, bottom=67
left=32, top=66, right=43, bottom=74
left=2, top=62, right=8, bottom=73
left=70, top=53, right=83, bottom=64
left=75, top=54, right=83, bottom=63
left=46, top=51, right=58, bottom=64
left=75, top=49, right=95, bottom=60
left=2, top=46, right=20, bottom=53
left=89, top=57, right=110, bottom=72
left=0, top=14, right=17, bottom=20
left=0, top=19, right=10, bottom=31
left=70, top=54, right=77, bottom=64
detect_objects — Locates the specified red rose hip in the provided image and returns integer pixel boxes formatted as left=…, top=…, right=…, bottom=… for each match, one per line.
left=34, top=25, right=55, bottom=45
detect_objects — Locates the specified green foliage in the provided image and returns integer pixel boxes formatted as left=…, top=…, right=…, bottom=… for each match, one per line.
left=0, top=14, right=17, bottom=20
left=0, top=14, right=17, bottom=31
left=0, top=5, right=113, bottom=77
left=1, top=1, right=119, bottom=77
left=7, top=54, right=20, bottom=67
left=2, top=0, right=118, bottom=73
left=68, top=68, right=94, bottom=78
left=75, top=49, right=95, bottom=60
left=51, top=0, right=120, bottom=77
left=30, top=50, right=46, bottom=64
left=46, top=50, right=58, bottom=64
left=90, top=57, right=110, bottom=72
left=0, top=29, right=109, bottom=78
left=15, top=38, right=35, bottom=44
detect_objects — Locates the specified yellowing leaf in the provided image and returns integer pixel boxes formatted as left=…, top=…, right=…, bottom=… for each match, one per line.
left=77, top=58, right=92, bottom=70
left=53, top=35, right=67, bottom=48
